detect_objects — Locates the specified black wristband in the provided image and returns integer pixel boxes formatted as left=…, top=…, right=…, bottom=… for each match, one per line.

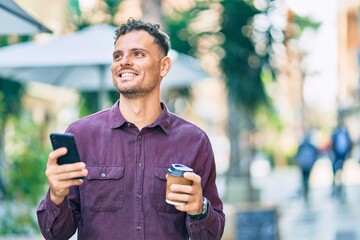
left=190, top=197, right=208, bottom=220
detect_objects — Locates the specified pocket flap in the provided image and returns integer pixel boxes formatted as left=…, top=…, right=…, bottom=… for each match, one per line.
left=86, top=166, right=124, bottom=180
left=154, top=167, right=168, bottom=180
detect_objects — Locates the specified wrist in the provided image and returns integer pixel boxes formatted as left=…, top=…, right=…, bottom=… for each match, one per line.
left=190, top=197, right=208, bottom=220
left=50, top=191, right=65, bottom=205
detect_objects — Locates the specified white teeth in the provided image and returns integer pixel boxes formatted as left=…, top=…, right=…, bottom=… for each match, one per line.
left=121, top=73, right=135, bottom=78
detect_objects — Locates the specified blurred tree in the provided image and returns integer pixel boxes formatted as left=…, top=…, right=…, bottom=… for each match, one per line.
left=103, top=0, right=122, bottom=25
left=0, top=36, right=30, bottom=199
left=0, top=78, right=25, bottom=199
left=67, top=0, right=121, bottom=28
left=0, top=35, right=49, bottom=235
left=67, top=0, right=122, bottom=115
left=219, top=0, right=276, bottom=201
left=141, top=0, right=164, bottom=27
left=284, top=10, right=321, bottom=133
left=219, top=0, right=321, bottom=202
left=0, top=112, right=49, bottom=234
left=3, top=113, right=49, bottom=205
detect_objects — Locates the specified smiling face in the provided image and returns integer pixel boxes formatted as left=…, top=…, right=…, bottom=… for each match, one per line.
left=111, top=30, right=171, bottom=99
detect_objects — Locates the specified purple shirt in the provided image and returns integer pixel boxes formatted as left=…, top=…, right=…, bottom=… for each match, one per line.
left=37, top=101, right=225, bottom=240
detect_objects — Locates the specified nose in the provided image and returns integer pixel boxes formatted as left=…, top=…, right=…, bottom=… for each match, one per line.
left=120, top=54, right=133, bottom=66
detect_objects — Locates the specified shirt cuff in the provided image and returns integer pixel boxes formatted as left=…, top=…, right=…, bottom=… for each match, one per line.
left=187, top=200, right=214, bottom=231
left=45, top=190, right=69, bottom=226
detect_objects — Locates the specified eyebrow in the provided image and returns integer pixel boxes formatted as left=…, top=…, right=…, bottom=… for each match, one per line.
left=113, top=48, right=149, bottom=55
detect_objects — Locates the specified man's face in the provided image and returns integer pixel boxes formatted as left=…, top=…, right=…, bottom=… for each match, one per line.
left=111, top=30, right=169, bottom=99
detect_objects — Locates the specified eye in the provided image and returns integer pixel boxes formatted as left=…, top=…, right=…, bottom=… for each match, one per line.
left=113, top=52, right=122, bottom=61
left=134, top=51, right=145, bottom=58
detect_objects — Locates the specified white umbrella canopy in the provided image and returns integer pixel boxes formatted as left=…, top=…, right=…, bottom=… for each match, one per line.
left=0, top=24, right=208, bottom=104
left=0, top=0, right=52, bottom=35
left=0, top=24, right=115, bottom=92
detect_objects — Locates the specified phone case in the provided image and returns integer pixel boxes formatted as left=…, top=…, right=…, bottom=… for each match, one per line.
left=50, top=133, right=81, bottom=165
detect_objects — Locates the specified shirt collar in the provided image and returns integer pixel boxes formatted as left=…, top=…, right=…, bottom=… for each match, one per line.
left=151, top=102, right=171, bottom=135
left=109, top=100, right=172, bottom=135
left=109, top=100, right=127, bottom=129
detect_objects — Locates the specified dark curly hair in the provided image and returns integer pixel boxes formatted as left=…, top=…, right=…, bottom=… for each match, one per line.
left=114, top=18, right=171, bottom=56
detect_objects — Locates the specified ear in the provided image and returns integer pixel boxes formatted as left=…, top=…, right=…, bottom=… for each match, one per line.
left=160, top=56, right=172, bottom=78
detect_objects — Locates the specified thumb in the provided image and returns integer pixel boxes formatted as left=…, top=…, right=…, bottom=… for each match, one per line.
left=48, top=147, right=67, bottom=166
left=183, top=172, right=201, bottom=185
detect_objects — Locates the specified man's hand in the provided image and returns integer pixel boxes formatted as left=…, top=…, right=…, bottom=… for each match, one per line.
left=45, top=147, right=88, bottom=205
left=167, top=172, right=204, bottom=215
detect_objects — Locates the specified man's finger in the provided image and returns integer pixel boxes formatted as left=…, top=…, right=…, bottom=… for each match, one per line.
left=57, top=162, right=87, bottom=173
left=48, top=148, right=68, bottom=165
left=56, top=169, right=88, bottom=181
left=183, top=172, right=201, bottom=184
left=46, top=162, right=87, bottom=179
left=57, top=178, right=85, bottom=189
left=170, top=184, right=192, bottom=193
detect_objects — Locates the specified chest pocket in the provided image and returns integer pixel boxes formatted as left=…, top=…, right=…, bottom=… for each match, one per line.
left=153, top=167, right=180, bottom=213
left=82, top=166, right=125, bottom=212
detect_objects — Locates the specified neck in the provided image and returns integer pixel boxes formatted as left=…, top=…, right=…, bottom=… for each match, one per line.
left=119, top=96, right=162, bottom=130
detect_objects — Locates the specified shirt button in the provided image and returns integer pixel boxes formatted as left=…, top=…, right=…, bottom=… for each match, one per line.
left=136, top=226, right=142, bottom=231
left=101, top=173, right=106, bottom=178
left=127, top=123, right=131, bottom=127
left=136, top=194, right=142, bottom=199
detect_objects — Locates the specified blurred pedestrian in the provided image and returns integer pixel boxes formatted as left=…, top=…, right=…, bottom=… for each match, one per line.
left=295, top=132, right=319, bottom=201
left=330, top=121, right=352, bottom=198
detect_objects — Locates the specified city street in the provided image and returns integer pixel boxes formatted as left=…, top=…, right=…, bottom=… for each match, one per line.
left=224, top=157, right=360, bottom=240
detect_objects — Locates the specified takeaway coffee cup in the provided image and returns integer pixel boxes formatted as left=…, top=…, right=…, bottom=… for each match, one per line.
left=166, top=164, right=193, bottom=206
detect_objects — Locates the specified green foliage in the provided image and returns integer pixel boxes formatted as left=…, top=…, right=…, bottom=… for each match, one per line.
left=0, top=35, right=31, bottom=48
left=0, top=32, right=38, bottom=236
left=79, top=91, right=119, bottom=116
left=220, top=0, right=270, bottom=113
left=255, top=105, right=282, bottom=131
left=0, top=204, right=38, bottom=235
left=163, top=87, right=192, bottom=114
left=108, top=91, right=120, bottom=105
left=165, top=1, right=211, bottom=56
left=0, top=34, right=31, bottom=124
left=164, top=1, right=215, bottom=111
left=0, top=113, right=49, bottom=234
left=0, top=78, right=25, bottom=125
left=67, top=0, right=122, bottom=28
left=288, top=13, right=321, bottom=39
left=4, top=113, right=49, bottom=205
left=103, top=0, right=122, bottom=24
left=67, top=0, right=91, bottom=29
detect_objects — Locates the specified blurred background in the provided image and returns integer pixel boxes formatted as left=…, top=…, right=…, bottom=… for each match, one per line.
left=0, top=0, right=359, bottom=239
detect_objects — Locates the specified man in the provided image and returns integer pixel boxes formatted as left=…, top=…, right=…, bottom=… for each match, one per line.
left=37, top=18, right=225, bottom=240
left=330, top=120, right=352, bottom=198
left=295, top=131, right=318, bottom=201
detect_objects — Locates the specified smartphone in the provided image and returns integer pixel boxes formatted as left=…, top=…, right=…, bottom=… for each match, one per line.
left=49, top=133, right=81, bottom=165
